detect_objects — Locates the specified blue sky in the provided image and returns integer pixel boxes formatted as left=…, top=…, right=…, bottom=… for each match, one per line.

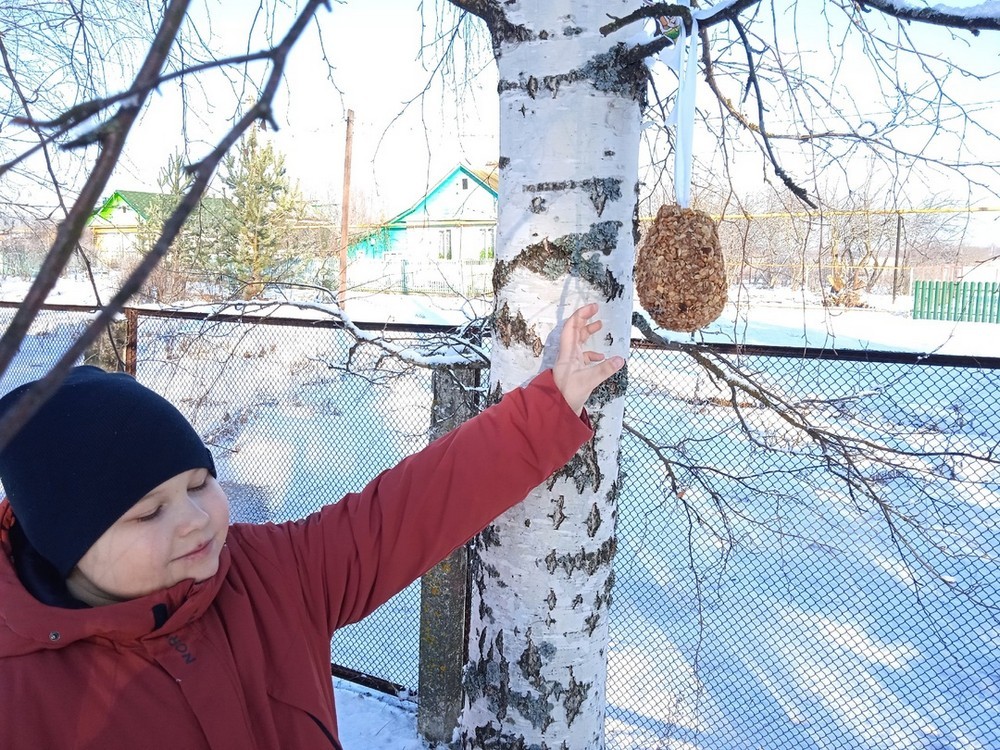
left=100, top=0, right=999, bottom=238
left=113, top=0, right=499, bottom=219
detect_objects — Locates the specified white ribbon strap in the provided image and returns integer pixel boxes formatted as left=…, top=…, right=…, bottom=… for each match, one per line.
left=673, top=16, right=699, bottom=209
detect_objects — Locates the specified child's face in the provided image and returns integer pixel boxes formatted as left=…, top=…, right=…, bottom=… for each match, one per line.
left=66, top=467, right=230, bottom=607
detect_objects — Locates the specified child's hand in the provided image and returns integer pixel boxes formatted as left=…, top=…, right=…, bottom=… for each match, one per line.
left=552, top=303, right=626, bottom=415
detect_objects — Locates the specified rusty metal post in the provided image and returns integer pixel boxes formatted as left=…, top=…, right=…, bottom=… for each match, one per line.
left=82, top=311, right=132, bottom=373
left=123, top=308, right=138, bottom=375
left=418, top=365, right=482, bottom=743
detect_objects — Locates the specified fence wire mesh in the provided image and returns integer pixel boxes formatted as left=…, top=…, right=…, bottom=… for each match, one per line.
left=1, top=305, right=997, bottom=750
left=612, top=345, right=999, bottom=750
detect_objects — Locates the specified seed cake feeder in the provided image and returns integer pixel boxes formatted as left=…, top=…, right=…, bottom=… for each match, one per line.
left=634, top=5, right=726, bottom=333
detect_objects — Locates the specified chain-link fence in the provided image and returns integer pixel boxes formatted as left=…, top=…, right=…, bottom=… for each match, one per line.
left=1, top=304, right=997, bottom=750
left=0, top=304, right=438, bottom=689
left=611, top=344, right=999, bottom=750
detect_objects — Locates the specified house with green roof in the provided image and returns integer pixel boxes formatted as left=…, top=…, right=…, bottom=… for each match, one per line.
left=88, top=190, right=232, bottom=266
left=351, top=164, right=498, bottom=262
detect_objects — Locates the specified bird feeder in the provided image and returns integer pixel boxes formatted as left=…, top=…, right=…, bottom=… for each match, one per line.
left=634, top=204, right=727, bottom=332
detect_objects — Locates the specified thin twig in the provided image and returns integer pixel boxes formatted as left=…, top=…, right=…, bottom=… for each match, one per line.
left=0, top=0, right=332, bottom=452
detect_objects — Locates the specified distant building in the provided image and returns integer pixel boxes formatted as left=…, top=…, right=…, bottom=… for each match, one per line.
left=350, top=164, right=498, bottom=262
left=961, top=257, right=1000, bottom=284
left=88, top=190, right=232, bottom=267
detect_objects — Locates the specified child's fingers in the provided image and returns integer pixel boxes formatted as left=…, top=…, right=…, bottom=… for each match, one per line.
left=584, top=351, right=605, bottom=363
left=582, top=320, right=603, bottom=339
left=582, top=356, right=625, bottom=390
left=560, top=306, right=601, bottom=353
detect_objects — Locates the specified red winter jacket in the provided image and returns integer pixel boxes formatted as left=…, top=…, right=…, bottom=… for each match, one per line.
left=0, top=370, right=591, bottom=749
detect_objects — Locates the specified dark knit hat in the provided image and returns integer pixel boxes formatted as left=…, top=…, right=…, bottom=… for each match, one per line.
left=0, top=366, right=216, bottom=576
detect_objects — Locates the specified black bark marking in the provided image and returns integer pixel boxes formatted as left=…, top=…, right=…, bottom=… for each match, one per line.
left=523, top=178, right=622, bottom=218
left=571, top=594, right=583, bottom=609
left=585, top=503, right=601, bottom=538
left=526, top=75, right=539, bottom=99
left=584, top=611, right=600, bottom=636
left=545, top=589, right=557, bottom=611
left=632, top=181, right=642, bottom=244
left=516, top=629, right=555, bottom=690
left=479, top=598, right=494, bottom=623
left=509, top=690, right=554, bottom=732
left=463, top=631, right=511, bottom=722
left=564, top=26, right=583, bottom=36
left=463, top=724, right=558, bottom=750
left=563, top=668, right=592, bottom=727
left=543, top=537, right=617, bottom=578
left=604, top=478, right=622, bottom=541
left=482, top=524, right=502, bottom=550
left=580, top=43, right=648, bottom=103
left=494, top=301, right=544, bottom=356
left=503, top=43, right=646, bottom=102
left=477, top=7, right=533, bottom=52
left=586, top=365, right=628, bottom=409
left=524, top=177, right=622, bottom=217
left=469, top=543, right=495, bottom=622
left=548, top=429, right=602, bottom=493
left=498, top=156, right=510, bottom=170
left=530, top=196, right=547, bottom=213
left=484, top=629, right=553, bottom=731
left=548, top=495, right=567, bottom=530
left=494, top=228, right=625, bottom=302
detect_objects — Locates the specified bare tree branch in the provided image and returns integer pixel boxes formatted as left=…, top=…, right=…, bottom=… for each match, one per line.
left=0, top=0, right=194, bottom=387
left=631, top=310, right=999, bottom=606
left=446, top=0, right=532, bottom=46
left=857, top=0, right=1000, bottom=34
left=0, top=0, right=332, bottom=453
left=731, top=18, right=818, bottom=208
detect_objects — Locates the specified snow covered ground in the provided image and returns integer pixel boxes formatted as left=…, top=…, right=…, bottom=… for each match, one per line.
left=2, top=276, right=998, bottom=749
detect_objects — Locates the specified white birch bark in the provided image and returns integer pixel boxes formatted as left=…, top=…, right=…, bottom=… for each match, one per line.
left=455, top=2, right=643, bottom=747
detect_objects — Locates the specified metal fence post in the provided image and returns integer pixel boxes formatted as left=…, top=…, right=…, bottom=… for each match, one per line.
left=417, top=365, right=482, bottom=743
left=83, top=311, right=135, bottom=373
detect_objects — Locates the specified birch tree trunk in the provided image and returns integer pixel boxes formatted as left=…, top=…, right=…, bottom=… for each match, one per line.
left=454, top=2, right=642, bottom=746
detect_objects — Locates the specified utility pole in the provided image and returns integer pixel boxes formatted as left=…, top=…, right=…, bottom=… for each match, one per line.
left=338, top=109, right=354, bottom=308
left=892, top=212, right=902, bottom=303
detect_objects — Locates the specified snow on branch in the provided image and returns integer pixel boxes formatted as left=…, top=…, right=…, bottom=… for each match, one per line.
left=172, top=298, right=490, bottom=371
left=857, top=0, right=1000, bottom=34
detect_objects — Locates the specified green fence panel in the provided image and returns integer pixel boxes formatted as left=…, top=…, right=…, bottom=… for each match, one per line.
left=912, top=280, right=1000, bottom=324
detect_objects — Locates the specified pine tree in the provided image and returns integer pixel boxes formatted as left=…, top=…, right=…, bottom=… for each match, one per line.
left=138, top=153, right=226, bottom=302
left=220, top=126, right=312, bottom=299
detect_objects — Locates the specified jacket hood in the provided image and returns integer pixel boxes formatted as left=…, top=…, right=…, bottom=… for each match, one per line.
left=0, top=500, right=231, bottom=657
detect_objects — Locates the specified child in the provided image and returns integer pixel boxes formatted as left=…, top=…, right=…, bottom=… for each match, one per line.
left=0, top=304, right=624, bottom=749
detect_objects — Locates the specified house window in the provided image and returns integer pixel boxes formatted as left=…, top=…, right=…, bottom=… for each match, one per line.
left=481, top=228, right=495, bottom=260
left=439, top=230, right=453, bottom=260
left=461, top=178, right=469, bottom=190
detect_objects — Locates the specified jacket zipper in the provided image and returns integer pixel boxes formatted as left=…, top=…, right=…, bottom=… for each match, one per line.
left=307, top=712, right=340, bottom=749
